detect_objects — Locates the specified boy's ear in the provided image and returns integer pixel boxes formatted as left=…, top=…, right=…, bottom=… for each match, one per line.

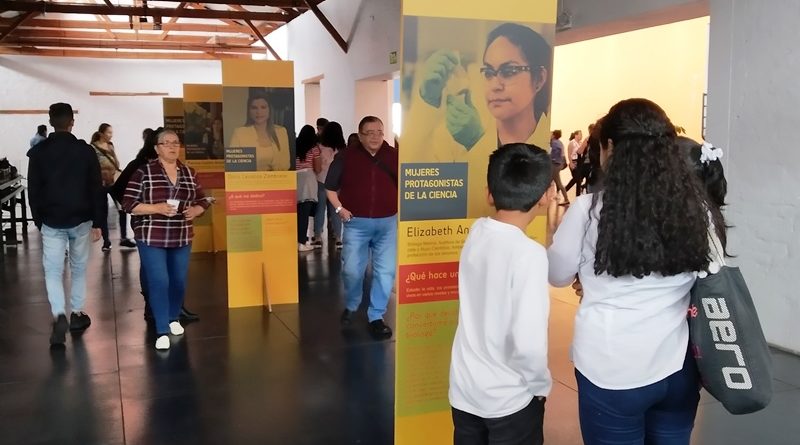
left=537, top=183, right=556, bottom=208
left=486, top=187, right=495, bottom=207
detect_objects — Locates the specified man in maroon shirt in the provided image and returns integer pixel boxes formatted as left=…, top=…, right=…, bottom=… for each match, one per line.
left=325, top=116, right=398, bottom=339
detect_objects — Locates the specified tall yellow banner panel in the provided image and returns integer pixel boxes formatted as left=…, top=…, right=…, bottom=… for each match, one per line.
left=221, top=60, right=298, bottom=308
left=182, top=84, right=227, bottom=253
left=396, top=1, right=556, bottom=443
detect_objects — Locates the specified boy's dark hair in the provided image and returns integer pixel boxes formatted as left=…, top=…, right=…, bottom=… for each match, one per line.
left=488, top=143, right=551, bottom=211
left=316, top=117, right=329, bottom=128
left=37, top=124, right=47, bottom=136
left=552, top=129, right=562, bottom=139
left=49, top=102, right=74, bottom=130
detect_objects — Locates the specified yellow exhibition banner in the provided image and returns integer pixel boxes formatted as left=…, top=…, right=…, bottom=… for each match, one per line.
left=181, top=84, right=227, bottom=253
left=396, top=1, right=556, bottom=443
left=221, top=60, right=298, bottom=308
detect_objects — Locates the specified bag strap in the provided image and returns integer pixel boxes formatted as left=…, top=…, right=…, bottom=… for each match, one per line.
left=357, top=147, right=397, bottom=184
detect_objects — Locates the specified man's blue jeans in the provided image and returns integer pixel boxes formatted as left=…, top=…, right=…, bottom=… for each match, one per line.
left=136, top=241, right=192, bottom=335
left=341, top=215, right=397, bottom=322
left=575, top=348, right=700, bottom=445
left=41, top=221, right=92, bottom=316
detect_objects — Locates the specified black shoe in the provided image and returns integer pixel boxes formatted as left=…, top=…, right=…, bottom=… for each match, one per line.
left=340, top=309, right=354, bottom=327
left=179, top=306, right=199, bottom=322
left=50, top=314, right=68, bottom=346
left=69, top=312, right=91, bottom=331
left=120, top=239, right=136, bottom=248
left=101, top=243, right=111, bottom=252
left=368, top=319, right=392, bottom=339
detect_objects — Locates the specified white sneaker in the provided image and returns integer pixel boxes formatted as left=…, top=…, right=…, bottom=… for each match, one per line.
left=298, top=243, right=314, bottom=252
left=155, top=335, right=170, bottom=350
left=169, top=321, right=185, bottom=336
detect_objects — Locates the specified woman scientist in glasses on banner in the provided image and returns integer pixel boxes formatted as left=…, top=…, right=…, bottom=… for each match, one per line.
left=403, top=21, right=553, bottom=218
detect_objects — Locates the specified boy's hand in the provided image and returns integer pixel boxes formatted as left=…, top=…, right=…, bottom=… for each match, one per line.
left=572, top=277, right=583, bottom=302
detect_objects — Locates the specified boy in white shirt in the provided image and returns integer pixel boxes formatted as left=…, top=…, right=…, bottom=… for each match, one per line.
left=449, top=143, right=554, bottom=445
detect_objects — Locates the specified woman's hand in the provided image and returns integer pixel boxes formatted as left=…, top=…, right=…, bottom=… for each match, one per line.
left=339, top=208, right=353, bottom=223
left=183, top=205, right=205, bottom=221
left=154, top=202, right=178, bottom=217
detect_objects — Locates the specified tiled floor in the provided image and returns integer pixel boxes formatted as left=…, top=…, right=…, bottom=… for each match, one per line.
left=1, top=229, right=799, bottom=444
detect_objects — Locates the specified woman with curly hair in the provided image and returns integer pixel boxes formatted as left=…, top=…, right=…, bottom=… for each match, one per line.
left=548, top=98, right=713, bottom=445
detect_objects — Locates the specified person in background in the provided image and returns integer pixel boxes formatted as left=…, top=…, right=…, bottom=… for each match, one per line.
left=296, top=125, right=321, bottom=252
left=123, top=130, right=210, bottom=350
left=27, top=103, right=104, bottom=347
left=565, top=129, right=588, bottom=195
left=112, top=128, right=200, bottom=324
left=548, top=99, right=710, bottom=445
left=30, top=124, right=47, bottom=148
left=316, top=117, right=329, bottom=136
left=567, top=130, right=583, bottom=168
left=347, top=132, right=360, bottom=148
left=312, top=121, right=346, bottom=249
left=550, top=129, right=569, bottom=205
left=142, top=128, right=154, bottom=143
left=450, top=143, right=553, bottom=445
left=228, top=89, right=291, bottom=171
left=326, top=116, right=398, bottom=339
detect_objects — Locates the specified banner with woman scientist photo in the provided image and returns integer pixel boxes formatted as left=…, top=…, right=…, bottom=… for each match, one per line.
left=396, top=1, right=556, bottom=443
left=220, top=60, right=298, bottom=309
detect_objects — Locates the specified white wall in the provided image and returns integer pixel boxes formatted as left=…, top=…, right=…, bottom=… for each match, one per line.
left=280, top=0, right=401, bottom=136
left=707, top=0, right=800, bottom=353
left=354, top=79, right=392, bottom=140
left=0, top=56, right=221, bottom=173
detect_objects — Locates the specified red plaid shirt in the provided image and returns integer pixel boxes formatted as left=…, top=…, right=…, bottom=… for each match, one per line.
left=122, top=159, right=209, bottom=248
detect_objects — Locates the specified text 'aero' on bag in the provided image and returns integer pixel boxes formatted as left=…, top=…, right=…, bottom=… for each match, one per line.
left=688, top=264, right=773, bottom=415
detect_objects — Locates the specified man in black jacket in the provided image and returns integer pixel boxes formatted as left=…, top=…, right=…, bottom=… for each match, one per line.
left=27, top=103, right=104, bottom=347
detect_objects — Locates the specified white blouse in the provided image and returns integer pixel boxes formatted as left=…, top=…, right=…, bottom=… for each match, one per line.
left=548, top=194, right=696, bottom=390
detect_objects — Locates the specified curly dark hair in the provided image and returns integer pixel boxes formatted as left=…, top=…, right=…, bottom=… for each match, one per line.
left=593, top=98, right=711, bottom=278
left=677, top=136, right=728, bottom=252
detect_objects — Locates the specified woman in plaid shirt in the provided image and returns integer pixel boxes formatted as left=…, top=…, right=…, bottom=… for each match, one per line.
left=122, top=130, right=210, bottom=350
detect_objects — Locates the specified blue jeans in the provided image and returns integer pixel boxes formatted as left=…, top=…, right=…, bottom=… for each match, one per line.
left=575, top=349, right=700, bottom=445
left=314, top=182, right=342, bottom=240
left=136, top=241, right=192, bottom=335
left=341, top=215, right=397, bottom=321
left=41, top=221, right=92, bottom=316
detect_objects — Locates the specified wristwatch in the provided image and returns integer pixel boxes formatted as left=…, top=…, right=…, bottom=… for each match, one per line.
left=335, top=206, right=343, bottom=214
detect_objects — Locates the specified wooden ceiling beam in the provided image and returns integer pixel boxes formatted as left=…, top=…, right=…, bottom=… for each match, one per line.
left=2, top=37, right=263, bottom=53
left=0, top=46, right=250, bottom=59
left=1, top=18, right=253, bottom=33
left=0, top=1, right=290, bottom=22
left=0, top=11, right=34, bottom=43
left=168, top=0, right=318, bottom=7
left=158, top=1, right=186, bottom=40
left=10, top=28, right=255, bottom=45
left=303, top=0, right=347, bottom=53
left=245, top=19, right=279, bottom=60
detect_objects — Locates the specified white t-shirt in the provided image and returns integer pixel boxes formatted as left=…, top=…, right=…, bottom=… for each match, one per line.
left=547, top=194, right=695, bottom=390
left=449, top=217, right=552, bottom=418
left=568, top=139, right=581, bottom=161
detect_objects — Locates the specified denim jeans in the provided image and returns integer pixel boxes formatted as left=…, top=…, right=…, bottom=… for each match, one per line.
left=575, top=348, right=700, bottom=445
left=136, top=241, right=192, bottom=335
left=41, top=221, right=92, bottom=316
left=314, top=182, right=342, bottom=240
left=341, top=215, right=397, bottom=321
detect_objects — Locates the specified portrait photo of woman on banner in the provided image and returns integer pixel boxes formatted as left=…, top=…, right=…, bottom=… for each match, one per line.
left=402, top=18, right=554, bottom=217
left=227, top=87, right=293, bottom=171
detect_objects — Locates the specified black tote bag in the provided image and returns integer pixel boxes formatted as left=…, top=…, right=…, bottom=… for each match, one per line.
left=688, top=264, right=773, bottom=414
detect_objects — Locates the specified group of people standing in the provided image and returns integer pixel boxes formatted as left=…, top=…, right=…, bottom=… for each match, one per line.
left=450, top=98, right=729, bottom=445
left=28, top=104, right=205, bottom=350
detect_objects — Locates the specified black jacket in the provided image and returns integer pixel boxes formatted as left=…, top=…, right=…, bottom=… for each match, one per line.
left=27, top=132, right=105, bottom=229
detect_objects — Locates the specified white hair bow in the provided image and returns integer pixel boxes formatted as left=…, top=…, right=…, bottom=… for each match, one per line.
left=700, top=141, right=723, bottom=164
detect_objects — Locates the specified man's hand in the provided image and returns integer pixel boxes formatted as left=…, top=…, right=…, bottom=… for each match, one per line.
left=183, top=205, right=205, bottom=221
left=339, top=208, right=353, bottom=223
left=91, top=228, right=102, bottom=242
